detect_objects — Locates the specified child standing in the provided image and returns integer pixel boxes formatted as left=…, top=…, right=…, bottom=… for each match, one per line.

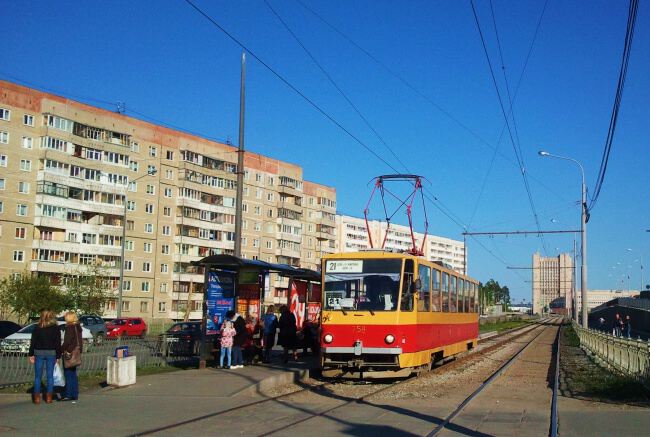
left=219, top=320, right=236, bottom=369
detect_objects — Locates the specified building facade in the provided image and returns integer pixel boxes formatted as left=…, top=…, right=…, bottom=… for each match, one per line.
left=577, top=289, right=639, bottom=313
left=335, top=214, right=466, bottom=273
left=0, top=80, right=336, bottom=320
left=532, top=252, right=574, bottom=315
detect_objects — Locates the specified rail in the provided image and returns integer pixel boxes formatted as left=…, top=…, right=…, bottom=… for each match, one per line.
left=573, top=321, right=650, bottom=388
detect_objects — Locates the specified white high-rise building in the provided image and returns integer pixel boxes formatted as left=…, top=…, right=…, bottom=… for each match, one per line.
left=335, top=215, right=466, bottom=273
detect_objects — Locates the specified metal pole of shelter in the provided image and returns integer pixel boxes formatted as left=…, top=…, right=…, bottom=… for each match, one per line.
left=234, top=52, right=246, bottom=258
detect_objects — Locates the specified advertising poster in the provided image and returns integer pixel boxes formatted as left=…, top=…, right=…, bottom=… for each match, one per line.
left=307, top=302, right=321, bottom=323
left=237, top=298, right=260, bottom=321
left=206, top=271, right=235, bottom=334
left=289, top=280, right=306, bottom=329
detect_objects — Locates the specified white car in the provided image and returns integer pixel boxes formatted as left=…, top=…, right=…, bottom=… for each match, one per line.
left=0, top=321, right=93, bottom=354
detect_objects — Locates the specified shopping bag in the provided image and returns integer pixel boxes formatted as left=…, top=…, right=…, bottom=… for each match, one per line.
left=53, top=362, right=66, bottom=387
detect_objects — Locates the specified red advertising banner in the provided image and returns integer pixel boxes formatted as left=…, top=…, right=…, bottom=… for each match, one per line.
left=289, top=281, right=306, bottom=329
left=237, top=298, right=260, bottom=321
left=307, top=302, right=321, bottom=323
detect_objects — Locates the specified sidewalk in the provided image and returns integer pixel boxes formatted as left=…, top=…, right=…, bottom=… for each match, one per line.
left=0, top=357, right=315, bottom=436
left=559, top=396, right=650, bottom=436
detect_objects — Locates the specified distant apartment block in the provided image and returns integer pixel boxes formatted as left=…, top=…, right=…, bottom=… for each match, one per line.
left=0, top=80, right=336, bottom=320
left=577, top=289, right=639, bottom=312
left=532, top=252, right=574, bottom=315
left=335, top=214, right=466, bottom=273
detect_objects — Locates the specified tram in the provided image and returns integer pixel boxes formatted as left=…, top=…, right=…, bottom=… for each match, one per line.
left=320, top=251, right=480, bottom=378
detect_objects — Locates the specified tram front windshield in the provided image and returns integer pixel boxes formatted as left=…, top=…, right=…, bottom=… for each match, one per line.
left=323, top=259, right=402, bottom=311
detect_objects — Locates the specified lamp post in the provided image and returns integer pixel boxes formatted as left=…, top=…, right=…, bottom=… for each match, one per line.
left=539, top=150, right=588, bottom=328
left=117, top=168, right=157, bottom=318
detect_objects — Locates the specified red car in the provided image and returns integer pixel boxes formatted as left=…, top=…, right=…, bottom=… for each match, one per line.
left=106, top=318, right=148, bottom=338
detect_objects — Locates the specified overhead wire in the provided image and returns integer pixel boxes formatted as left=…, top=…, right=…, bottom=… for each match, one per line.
left=589, top=0, right=639, bottom=210
left=469, top=0, right=549, bottom=255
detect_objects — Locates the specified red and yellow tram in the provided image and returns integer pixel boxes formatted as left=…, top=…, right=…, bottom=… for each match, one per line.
left=320, top=251, right=480, bottom=378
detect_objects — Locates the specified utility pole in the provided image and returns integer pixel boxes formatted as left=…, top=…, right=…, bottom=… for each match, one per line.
left=580, top=175, right=588, bottom=328
left=234, top=51, right=246, bottom=258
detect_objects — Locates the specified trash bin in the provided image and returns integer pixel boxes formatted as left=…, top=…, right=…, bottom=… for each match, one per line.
left=107, top=346, right=136, bottom=387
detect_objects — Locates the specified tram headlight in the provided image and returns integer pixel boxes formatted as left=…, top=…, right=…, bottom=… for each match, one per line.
left=384, top=334, right=395, bottom=344
left=323, top=334, right=334, bottom=344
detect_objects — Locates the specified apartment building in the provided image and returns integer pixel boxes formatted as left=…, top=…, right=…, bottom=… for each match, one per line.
left=0, top=80, right=336, bottom=321
left=335, top=214, right=466, bottom=273
left=576, top=289, right=639, bottom=313
left=532, top=252, right=574, bottom=315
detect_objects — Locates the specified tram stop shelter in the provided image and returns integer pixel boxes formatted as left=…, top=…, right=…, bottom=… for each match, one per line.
left=191, top=254, right=322, bottom=366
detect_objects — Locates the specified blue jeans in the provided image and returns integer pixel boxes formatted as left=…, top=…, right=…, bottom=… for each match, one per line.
left=34, top=355, right=56, bottom=394
left=64, top=367, right=79, bottom=399
left=231, top=346, right=243, bottom=366
left=220, top=347, right=231, bottom=367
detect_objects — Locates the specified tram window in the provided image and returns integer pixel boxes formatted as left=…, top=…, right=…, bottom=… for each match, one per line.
left=417, top=264, right=431, bottom=312
left=473, top=283, right=478, bottom=313
left=450, top=276, right=457, bottom=312
left=432, top=269, right=441, bottom=312
left=459, top=279, right=465, bottom=313
left=465, top=280, right=471, bottom=312
left=400, top=259, right=414, bottom=311
left=468, top=282, right=474, bottom=312
left=442, top=272, right=449, bottom=312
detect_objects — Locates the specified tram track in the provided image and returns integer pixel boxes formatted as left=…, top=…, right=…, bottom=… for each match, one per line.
left=131, top=318, right=555, bottom=436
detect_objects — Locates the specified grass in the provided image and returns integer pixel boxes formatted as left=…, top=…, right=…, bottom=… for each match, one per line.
left=479, top=319, right=530, bottom=333
left=0, top=364, right=181, bottom=395
left=560, top=324, right=650, bottom=404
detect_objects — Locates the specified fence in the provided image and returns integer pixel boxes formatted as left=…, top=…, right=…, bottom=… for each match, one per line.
left=574, top=321, right=650, bottom=388
left=0, top=335, right=200, bottom=388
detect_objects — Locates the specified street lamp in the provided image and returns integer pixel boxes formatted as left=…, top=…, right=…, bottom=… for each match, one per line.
left=117, top=168, right=157, bottom=318
left=538, top=150, right=588, bottom=328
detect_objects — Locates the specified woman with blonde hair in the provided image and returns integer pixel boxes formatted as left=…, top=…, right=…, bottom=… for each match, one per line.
left=28, top=310, right=61, bottom=404
left=60, top=311, right=83, bottom=402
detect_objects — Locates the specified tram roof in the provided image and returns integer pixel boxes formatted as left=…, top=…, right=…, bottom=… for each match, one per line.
left=192, top=254, right=321, bottom=282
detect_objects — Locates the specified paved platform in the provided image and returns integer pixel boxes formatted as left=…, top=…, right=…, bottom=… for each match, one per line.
left=0, top=359, right=313, bottom=436
left=559, top=396, right=650, bottom=436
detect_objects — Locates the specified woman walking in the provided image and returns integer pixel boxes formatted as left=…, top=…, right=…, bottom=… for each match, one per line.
left=28, top=310, right=61, bottom=404
left=219, top=320, right=236, bottom=369
left=61, top=312, right=83, bottom=402
left=278, top=306, right=298, bottom=364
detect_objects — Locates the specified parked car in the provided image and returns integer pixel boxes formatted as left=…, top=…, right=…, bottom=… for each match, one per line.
left=0, top=321, right=22, bottom=339
left=162, top=321, right=202, bottom=356
left=79, top=315, right=107, bottom=343
left=0, top=321, right=93, bottom=354
left=106, top=318, right=147, bottom=338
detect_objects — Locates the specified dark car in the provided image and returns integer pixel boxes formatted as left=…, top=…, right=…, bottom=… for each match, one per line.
left=79, top=315, right=107, bottom=343
left=163, top=322, right=202, bottom=356
left=0, top=321, right=22, bottom=339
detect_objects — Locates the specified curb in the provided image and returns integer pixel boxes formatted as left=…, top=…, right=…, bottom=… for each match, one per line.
left=235, top=367, right=310, bottom=397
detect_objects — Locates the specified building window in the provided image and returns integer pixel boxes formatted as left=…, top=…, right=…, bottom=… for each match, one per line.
left=146, top=184, right=155, bottom=195
left=128, top=181, right=137, bottom=192
left=15, top=227, right=26, bottom=239
left=242, top=203, right=248, bottom=212
left=164, top=187, right=172, bottom=198
left=254, top=206, right=261, bottom=215
left=241, top=237, right=247, bottom=247
left=163, top=206, right=171, bottom=217
left=18, top=182, right=29, bottom=194
left=16, top=204, right=27, bottom=216
left=158, top=302, right=166, bottom=313
left=121, top=301, right=130, bottom=312
left=22, top=137, right=33, bottom=149
left=143, top=242, right=152, bottom=253
left=144, top=223, right=153, bottom=233
left=0, top=201, right=3, bottom=213
left=140, top=301, right=148, bottom=313
left=162, top=225, right=171, bottom=236
left=23, top=114, right=34, bottom=126
left=267, top=176, right=274, bottom=186
left=20, top=159, right=31, bottom=171
left=127, top=200, right=136, bottom=211
left=141, top=281, right=150, bottom=292
left=256, top=189, right=262, bottom=199
left=0, top=132, right=8, bottom=144
left=131, top=142, right=139, bottom=152
left=0, top=108, right=10, bottom=121
left=253, top=239, right=260, bottom=248
left=123, top=280, right=132, bottom=292
left=267, top=193, right=274, bottom=202
left=13, top=250, right=24, bottom=262
left=130, top=161, right=139, bottom=172
left=160, top=283, right=168, bottom=293
left=166, top=150, right=174, bottom=160
left=161, top=244, right=170, bottom=255
left=255, top=173, right=261, bottom=182
left=149, top=146, right=157, bottom=157
left=124, top=260, right=133, bottom=271
left=142, top=262, right=151, bottom=272
left=0, top=155, right=7, bottom=167
left=160, top=264, right=168, bottom=273
left=165, top=169, right=173, bottom=180
left=125, top=240, right=134, bottom=251
left=145, top=203, right=154, bottom=214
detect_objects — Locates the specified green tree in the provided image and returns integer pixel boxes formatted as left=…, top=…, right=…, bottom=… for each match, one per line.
left=0, top=273, right=66, bottom=323
left=478, top=279, right=511, bottom=313
left=61, top=265, right=111, bottom=315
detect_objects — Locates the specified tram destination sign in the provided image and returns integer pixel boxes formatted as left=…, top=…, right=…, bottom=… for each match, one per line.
left=326, top=260, right=363, bottom=273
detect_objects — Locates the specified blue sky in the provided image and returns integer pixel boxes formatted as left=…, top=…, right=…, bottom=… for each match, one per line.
left=3, top=0, right=649, bottom=302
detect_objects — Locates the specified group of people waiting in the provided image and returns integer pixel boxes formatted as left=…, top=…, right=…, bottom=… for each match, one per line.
left=28, top=310, right=83, bottom=404
left=217, top=305, right=319, bottom=369
left=598, top=313, right=633, bottom=338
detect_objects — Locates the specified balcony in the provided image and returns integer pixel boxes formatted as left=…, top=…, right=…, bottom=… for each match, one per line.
left=30, top=260, right=66, bottom=274
left=174, top=216, right=234, bottom=233
left=37, top=171, right=127, bottom=196
left=278, top=184, right=302, bottom=198
left=173, top=235, right=234, bottom=251
left=275, top=247, right=301, bottom=259
left=172, top=272, right=205, bottom=283
left=176, top=197, right=234, bottom=215
left=35, top=194, right=123, bottom=217
left=276, top=200, right=302, bottom=214
left=168, top=310, right=203, bottom=321
left=316, top=231, right=335, bottom=241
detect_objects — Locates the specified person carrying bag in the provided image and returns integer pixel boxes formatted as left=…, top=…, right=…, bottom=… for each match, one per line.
left=61, top=312, right=83, bottom=402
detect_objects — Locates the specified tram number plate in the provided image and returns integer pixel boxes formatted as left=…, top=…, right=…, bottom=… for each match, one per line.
left=353, top=325, right=366, bottom=334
